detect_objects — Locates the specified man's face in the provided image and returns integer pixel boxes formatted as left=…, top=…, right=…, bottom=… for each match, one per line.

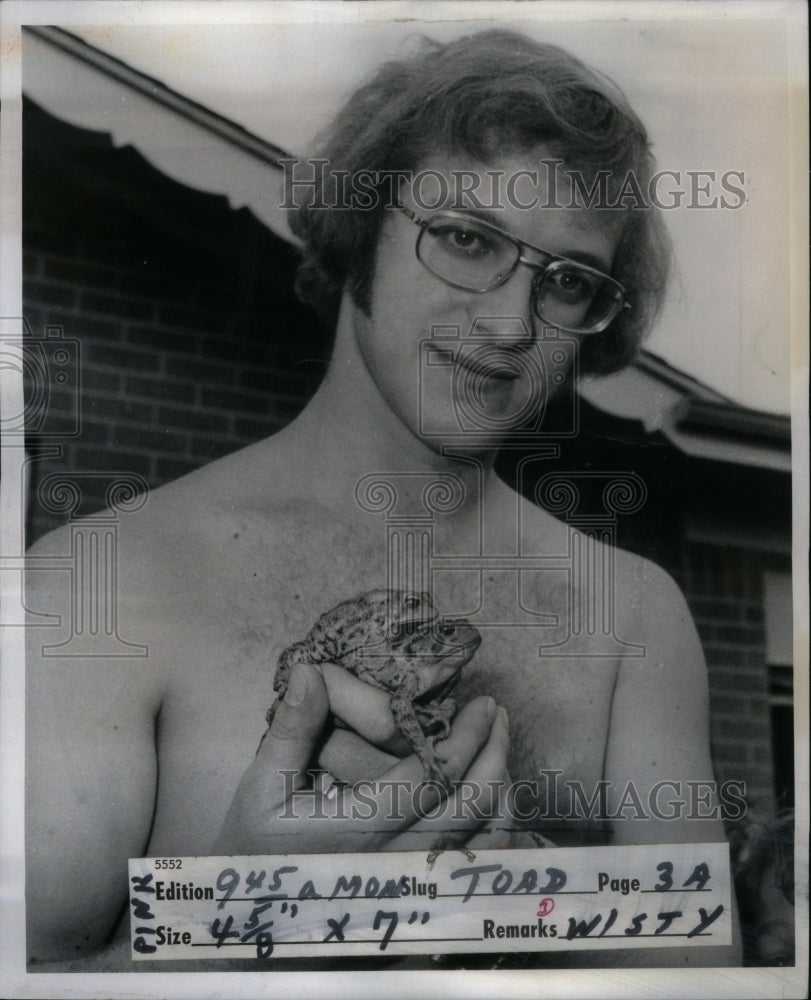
left=350, top=150, right=625, bottom=452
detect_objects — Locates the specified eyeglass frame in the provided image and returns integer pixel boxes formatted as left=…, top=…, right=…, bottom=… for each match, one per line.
left=397, top=204, right=630, bottom=335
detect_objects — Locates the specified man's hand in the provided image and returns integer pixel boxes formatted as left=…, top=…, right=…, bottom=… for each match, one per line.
left=214, top=662, right=511, bottom=855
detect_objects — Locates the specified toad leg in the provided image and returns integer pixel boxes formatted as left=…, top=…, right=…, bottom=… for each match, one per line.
left=389, top=676, right=452, bottom=792
left=415, top=697, right=457, bottom=741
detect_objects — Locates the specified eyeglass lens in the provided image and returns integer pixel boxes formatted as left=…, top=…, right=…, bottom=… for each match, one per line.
left=417, top=214, right=621, bottom=333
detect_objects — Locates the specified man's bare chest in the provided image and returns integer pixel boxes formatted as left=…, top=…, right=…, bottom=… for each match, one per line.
left=144, top=506, right=620, bottom=849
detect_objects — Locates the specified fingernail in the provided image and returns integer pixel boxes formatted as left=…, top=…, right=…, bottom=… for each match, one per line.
left=498, top=706, right=510, bottom=732
left=485, top=697, right=497, bottom=724
left=286, top=665, right=309, bottom=707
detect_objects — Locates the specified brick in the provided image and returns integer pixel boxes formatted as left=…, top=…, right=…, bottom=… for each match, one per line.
left=86, top=394, right=157, bottom=423
left=112, top=425, right=187, bottom=454
left=156, top=405, right=231, bottom=435
left=162, top=355, right=231, bottom=385
left=85, top=342, right=160, bottom=373
left=82, top=291, right=154, bottom=322
left=76, top=447, right=152, bottom=477
left=271, top=396, right=306, bottom=423
left=78, top=235, right=150, bottom=265
left=24, top=413, right=80, bottom=439
left=43, top=256, right=119, bottom=289
left=198, top=334, right=242, bottom=362
left=743, top=606, right=765, bottom=625
left=703, top=644, right=748, bottom=664
left=742, top=764, right=776, bottom=787
left=125, top=375, right=196, bottom=404
left=23, top=280, right=77, bottom=308
left=119, top=269, right=192, bottom=302
left=189, top=436, right=240, bottom=461
left=156, top=456, right=203, bottom=482
left=192, top=280, right=240, bottom=313
left=127, top=325, right=198, bottom=354
left=708, top=695, right=746, bottom=715
left=200, top=386, right=268, bottom=415
left=234, top=415, right=278, bottom=440
left=237, top=365, right=312, bottom=393
left=706, top=667, right=767, bottom=692
left=159, top=304, right=232, bottom=334
left=686, top=550, right=723, bottom=595
left=43, top=312, right=120, bottom=342
left=744, top=782, right=775, bottom=802
left=711, top=738, right=750, bottom=761
left=747, top=695, right=771, bottom=714
left=21, top=308, right=45, bottom=333
left=717, top=718, right=771, bottom=742
left=688, top=598, right=742, bottom=623
left=37, top=387, right=79, bottom=415
left=24, top=226, right=82, bottom=257
left=82, top=367, right=122, bottom=393
left=726, top=561, right=757, bottom=600
left=710, top=623, right=764, bottom=645
left=78, top=417, right=113, bottom=445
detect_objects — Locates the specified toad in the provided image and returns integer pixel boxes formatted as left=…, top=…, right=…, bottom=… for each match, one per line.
left=264, top=589, right=482, bottom=788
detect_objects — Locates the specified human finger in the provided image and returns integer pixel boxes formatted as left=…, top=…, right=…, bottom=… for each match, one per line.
left=310, top=701, right=493, bottom=841
left=451, top=705, right=510, bottom=787
left=330, top=696, right=499, bottom=840
left=319, top=663, right=404, bottom=748
left=465, top=768, right=515, bottom=850
left=257, top=663, right=330, bottom=787
left=317, top=727, right=399, bottom=783
left=431, top=695, right=499, bottom=776
left=321, top=667, right=497, bottom=760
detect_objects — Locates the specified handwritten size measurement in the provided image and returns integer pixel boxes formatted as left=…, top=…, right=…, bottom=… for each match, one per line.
left=129, top=845, right=732, bottom=960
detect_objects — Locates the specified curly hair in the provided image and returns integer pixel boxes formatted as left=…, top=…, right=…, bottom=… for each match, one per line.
left=288, top=29, right=672, bottom=375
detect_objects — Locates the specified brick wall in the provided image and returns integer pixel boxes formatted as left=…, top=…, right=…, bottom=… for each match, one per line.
left=23, top=99, right=328, bottom=542
left=680, top=543, right=779, bottom=816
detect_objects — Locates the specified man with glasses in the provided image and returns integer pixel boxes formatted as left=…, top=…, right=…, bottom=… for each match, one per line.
left=397, top=202, right=628, bottom=335
left=26, top=30, right=740, bottom=969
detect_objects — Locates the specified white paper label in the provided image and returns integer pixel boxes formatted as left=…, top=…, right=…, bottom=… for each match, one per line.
left=129, top=843, right=731, bottom=961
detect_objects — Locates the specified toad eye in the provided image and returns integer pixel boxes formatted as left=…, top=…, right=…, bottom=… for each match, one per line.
left=438, top=620, right=457, bottom=636
left=403, top=594, right=422, bottom=609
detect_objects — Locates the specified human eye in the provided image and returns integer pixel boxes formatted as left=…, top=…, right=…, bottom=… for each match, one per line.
left=430, top=220, right=502, bottom=259
left=544, top=265, right=599, bottom=304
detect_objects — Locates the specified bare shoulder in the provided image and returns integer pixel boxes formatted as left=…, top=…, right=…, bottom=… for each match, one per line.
left=27, top=439, right=285, bottom=604
left=508, top=481, right=690, bottom=621
left=24, top=449, right=255, bottom=689
left=506, top=481, right=702, bottom=676
left=612, top=545, right=695, bottom=637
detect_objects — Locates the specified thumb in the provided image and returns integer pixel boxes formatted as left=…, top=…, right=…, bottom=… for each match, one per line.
left=258, top=663, right=330, bottom=777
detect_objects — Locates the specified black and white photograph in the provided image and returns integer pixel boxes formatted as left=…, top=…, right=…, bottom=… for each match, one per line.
left=0, top=1, right=808, bottom=997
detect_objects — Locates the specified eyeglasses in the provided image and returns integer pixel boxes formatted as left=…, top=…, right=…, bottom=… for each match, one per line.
left=398, top=205, right=629, bottom=335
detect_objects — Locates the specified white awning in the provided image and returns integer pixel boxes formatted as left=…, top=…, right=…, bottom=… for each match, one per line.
left=23, top=26, right=296, bottom=244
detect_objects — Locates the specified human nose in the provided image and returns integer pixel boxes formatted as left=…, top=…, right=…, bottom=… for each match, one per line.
left=464, top=266, right=538, bottom=345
